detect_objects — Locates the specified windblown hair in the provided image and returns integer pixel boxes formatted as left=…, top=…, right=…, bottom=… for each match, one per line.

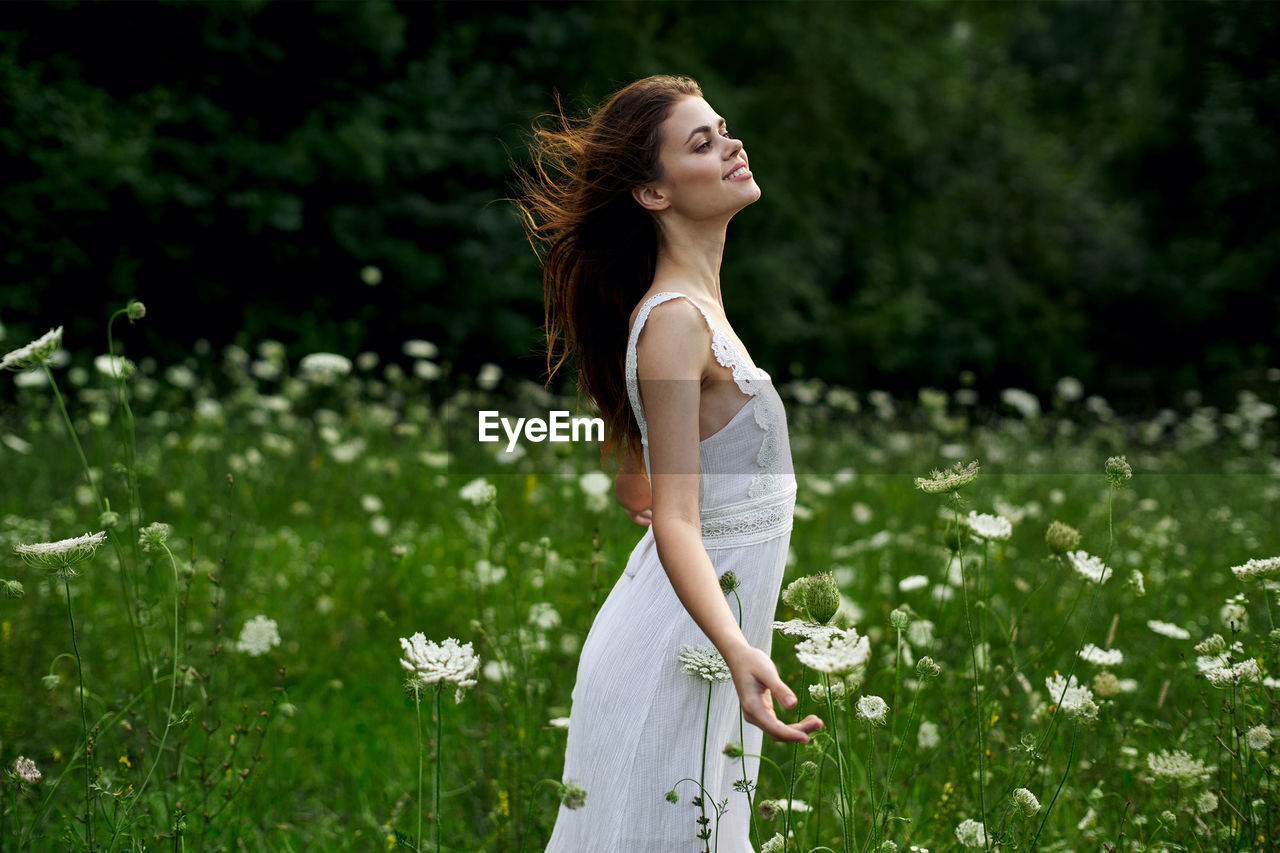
left=511, top=75, right=703, bottom=470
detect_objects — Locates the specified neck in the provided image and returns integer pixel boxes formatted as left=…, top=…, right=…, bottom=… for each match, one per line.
left=651, top=217, right=730, bottom=309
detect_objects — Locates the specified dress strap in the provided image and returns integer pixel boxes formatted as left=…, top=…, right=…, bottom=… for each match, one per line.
left=624, top=291, right=769, bottom=448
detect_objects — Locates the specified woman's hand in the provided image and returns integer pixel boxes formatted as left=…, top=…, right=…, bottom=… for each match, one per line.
left=725, top=646, right=824, bottom=743
left=613, top=446, right=653, bottom=526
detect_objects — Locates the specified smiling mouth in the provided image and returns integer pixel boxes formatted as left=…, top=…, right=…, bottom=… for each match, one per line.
left=723, top=165, right=750, bottom=180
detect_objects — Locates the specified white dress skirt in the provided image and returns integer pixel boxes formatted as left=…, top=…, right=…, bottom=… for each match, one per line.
left=545, top=292, right=798, bottom=852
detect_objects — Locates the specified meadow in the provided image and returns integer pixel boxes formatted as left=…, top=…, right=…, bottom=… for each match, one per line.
left=1, top=305, right=1278, bottom=852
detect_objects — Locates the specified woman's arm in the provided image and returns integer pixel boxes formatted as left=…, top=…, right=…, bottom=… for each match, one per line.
left=610, top=442, right=652, bottom=525
left=637, top=298, right=822, bottom=744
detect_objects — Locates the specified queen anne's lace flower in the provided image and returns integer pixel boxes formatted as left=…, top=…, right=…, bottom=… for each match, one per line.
left=14, top=531, right=107, bottom=578
left=94, top=353, right=136, bottom=379
left=12, top=756, right=41, bottom=784
left=795, top=626, right=871, bottom=677
left=917, top=720, right=940, bottom=749
left=1231, top=556, right=1280, bottom=583
left=1146, top=749, right=1212, bottom=784
left=898, top=574, right=929, bottom=591
left=914, top=460, right=980, bottom=494
left=459, top=477, right=496, bottom=507
left=774, top=619, right=842, bottom=642
left=1012, top=787, right=1040, bottom=817
left=856, top=694, right=889, bottom=726
left=298, top=352, right=352, bottom=380
left=0, top=327, right=62, bottom=372
left=1147, top=619, right=1191, bottom=640
left=236, top=615, right=281, bottom=657
left=1078, top=643, right=1123, bottom=667
left=400, top=634, right=480, bottom=701
left=760, top=834, right=785, bottom=853
left=1067, top=550, right=1112, bottom=583
left=138, top=522, right=171, bottom=553
left=1205, top=658, right=1263, bottom=688
left=966, top=511, right=1012, bottom=542
left=1247, top=725, right=1272, bottom=751
left=1045, top=673, right=1099, bottom=723
left=954, top=818, right=987, bottom=848
left=677, top=645, right=731, bottom=683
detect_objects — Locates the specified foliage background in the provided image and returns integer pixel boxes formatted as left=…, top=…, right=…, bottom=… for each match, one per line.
left=2, top=0, right=1277, bottom=413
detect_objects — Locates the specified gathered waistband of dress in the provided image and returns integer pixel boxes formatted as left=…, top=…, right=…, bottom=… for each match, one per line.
left=699, top=484, right=797, bottom=550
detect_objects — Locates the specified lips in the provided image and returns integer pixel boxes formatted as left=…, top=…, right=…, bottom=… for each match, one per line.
left=723, top=163, right=751, bottom=181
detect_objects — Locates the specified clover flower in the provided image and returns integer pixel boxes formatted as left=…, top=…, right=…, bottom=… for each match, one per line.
left=399, top=634, right=480, bottom=702
left=1012, top=787, right=1040, bottom=817
left=1067, top=550, right=1112, bottom=583
left=954, top=818, right=987, bottom=848
left=914, top=459, right=980, bottom=494
left=1045, top=520, right=1081, bottom=554
left=1078, top=643, right=1123, bottom=667
left=856, top=694, right=889, bottom=726
left=795, top=626, right=870, bottom=677
left=14, top=531, right=107, bottom=579
left=138, top=522, right=171, bottom=553
left=678, top=645, right=731, bottom=683
left=11, top=756, right=41, bottom=785
left=1045, top=673, right=1099, bottom=723
left=1, top=327, right=63, bottom=372
left=1247, top=725, right=1272, bottom=751
left=236, top=615, right=281, bottom=657
left=1231, top=556, right=1280, bottom=583
left=1147, top=619, right=1191, bottom=640
left=1146, top=749, right=1212, bottom=784
left=1104, top=455, right=1133, bottom=489
left=966, top=511, right=1012, bottom=542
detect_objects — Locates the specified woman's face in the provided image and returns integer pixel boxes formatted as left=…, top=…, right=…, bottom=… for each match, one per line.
left=640, top=95, right=760, bottom=221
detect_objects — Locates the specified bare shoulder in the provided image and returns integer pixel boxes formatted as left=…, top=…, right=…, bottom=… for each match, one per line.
left=634, top=295, right=712, bottom=382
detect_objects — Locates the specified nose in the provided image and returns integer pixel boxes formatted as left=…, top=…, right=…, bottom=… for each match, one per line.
left=725, top=136, right=744, bottom=159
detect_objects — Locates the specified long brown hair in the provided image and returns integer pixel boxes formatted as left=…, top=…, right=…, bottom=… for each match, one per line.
left=511, top=75, right=703, bottom=469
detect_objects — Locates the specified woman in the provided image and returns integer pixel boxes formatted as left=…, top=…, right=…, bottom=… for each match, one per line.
left=514, top=74, right=822, bottom=851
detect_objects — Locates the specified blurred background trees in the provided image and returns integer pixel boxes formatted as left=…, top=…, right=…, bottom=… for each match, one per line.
left=1, top=0, right=1276, bottom=413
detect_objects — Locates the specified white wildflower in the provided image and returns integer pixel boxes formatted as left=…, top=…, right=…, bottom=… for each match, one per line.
left=235, top=615, right=281, bottom=656
left=12, top=756, right=41, bottom=784
left=795, top=626, right=871, bottom=677
left=914, top=459, right=980, bottom=494
left=1012, top=787, right=1040, bottom=817
left=459, top=477, right=496, bottom=507
left=1246, top=725, right=1272, bottom=751
left=1078, top=643, right=1123, bottom=667
left=476, top=362, right=503, bottom=391
left=760, top=834, right=785, bottom=853
left=14, top=531, right=107, bottom=578
left=1147, top=619, right=1191, bottom=640
left=399, top=634, right=480, bottom=702
left=1045, top=673, right=1099, bottom=723
left=678, top=645, right=731, bottom=683
left=856, top=694, right=889, bottom=726
left=94, top=353, right=136, bottom=379
left=0, top=327, right=62, bottom=372
left=917, top=720, right=940, bottom=749
left=578, top=469, right=611, bottom=497
left=298, top=352, right=352, bottom=381
left=809, top=681, right=846, bottom=702
left=1147, top=749, right=1212, bottom=784
left=966, top=511, right=1012, bottom=542
left=548, top=716, right=570, bottom=729
left=1196, top=791, right=1218, bottom=814
left=1067, top=550, right=1112, bottom=583
left=954, top=817, right=987, bottom=848
left=1205, top=658, right=1263, bottom=688
left=403, top=339, right=438, bottom=359
left=1231, top=556, right=1280, bottom=583
left=898, top=574, right=929, bottom=592
left=774, top=619, right=842, bottom=642
left=1055, top=376, right=1083, bottom=402
left=138, top=522, right=171, bottom=553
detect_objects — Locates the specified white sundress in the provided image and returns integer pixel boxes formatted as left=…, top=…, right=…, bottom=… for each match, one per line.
left=545, top=291, right=798, bottom=852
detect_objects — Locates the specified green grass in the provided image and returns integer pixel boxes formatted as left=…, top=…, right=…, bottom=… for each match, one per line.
left=1, top=318, right=1278, bottom=852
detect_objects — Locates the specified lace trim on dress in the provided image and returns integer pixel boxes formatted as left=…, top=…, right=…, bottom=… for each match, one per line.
left=625, top=292, right=772, bottom=461
left=700, top=484, right=797, bottom=550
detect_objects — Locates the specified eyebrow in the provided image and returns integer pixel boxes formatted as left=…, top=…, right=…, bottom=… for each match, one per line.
left=684, top=116, right=726, bottom=145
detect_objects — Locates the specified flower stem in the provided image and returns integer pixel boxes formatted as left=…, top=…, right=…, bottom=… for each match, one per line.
left=435, top=685, right=443, bottom=852
left=823, top=674, right=853, bottom=852
left=414, top=683, right=424, bottom=852
left=954, top=502, right=989, bottom=851
left=700, top=681, right=712, bottom=851
left=65, top=579, right=94, bottom=851
left=783, top=664, right=807, bottom=846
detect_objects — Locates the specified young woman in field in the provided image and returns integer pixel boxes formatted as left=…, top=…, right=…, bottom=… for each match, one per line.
left=514, top=74, right=822, bottom=851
